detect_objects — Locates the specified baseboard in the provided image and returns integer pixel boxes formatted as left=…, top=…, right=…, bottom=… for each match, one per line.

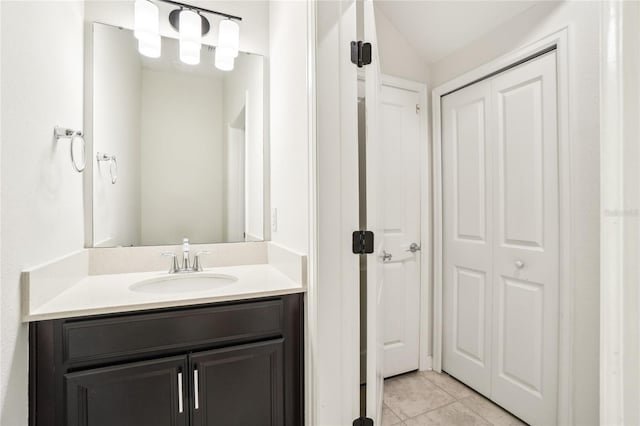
left=419, top=355, right=433, bottom=371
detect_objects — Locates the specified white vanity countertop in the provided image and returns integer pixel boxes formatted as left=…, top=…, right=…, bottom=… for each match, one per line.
left=25, top=264, right=305, bottom=321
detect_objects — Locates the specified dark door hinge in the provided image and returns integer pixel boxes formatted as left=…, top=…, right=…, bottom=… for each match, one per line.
left=352, top=230, right=374, bottom=255
left=351, top=41, right=372, bottom=68
left=353, top=417, right=374, bottom=426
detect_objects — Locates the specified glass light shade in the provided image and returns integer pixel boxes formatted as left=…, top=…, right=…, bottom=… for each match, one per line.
left=218, top=19, right=239, bottom=58
left=179, top=9, right=201, bottom=65
left=134, top=0, right=159, bottom=41
left=138, top=34, right=161, bottom=58
left=215, top=49, right=234, bottom=71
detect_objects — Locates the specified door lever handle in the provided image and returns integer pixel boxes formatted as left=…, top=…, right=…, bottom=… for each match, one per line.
left=406, top=243, right=421, bottom=253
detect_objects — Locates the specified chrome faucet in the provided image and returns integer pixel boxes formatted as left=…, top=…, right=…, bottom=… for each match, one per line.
left=162, top=238, right=210, bottom=273
left=182, top=238, right=191, bottom=270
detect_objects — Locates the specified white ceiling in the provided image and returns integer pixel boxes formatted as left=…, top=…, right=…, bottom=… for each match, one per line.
left=375, top=1, right=541, bottom=64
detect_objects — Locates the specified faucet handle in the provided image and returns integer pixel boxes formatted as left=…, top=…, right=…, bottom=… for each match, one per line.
left=161, top=252, right=180, bottom=273
left=193, top=251, right=211, bottom=272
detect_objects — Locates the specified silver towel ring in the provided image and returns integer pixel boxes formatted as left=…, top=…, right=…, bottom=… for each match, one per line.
left=70, top=133, right=86, bottom=172
left=54, top=126, right=86, bottom=172
left=97, top=152, right=118, bottom=184
left=109, top=156, right=118, bottom=184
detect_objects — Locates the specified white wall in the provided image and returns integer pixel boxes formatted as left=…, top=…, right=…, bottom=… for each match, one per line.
left=374, top=5, right=429, bottom=84
left=223, top=54, right=265, bottom=241
left=618, top=4, right=640, bottom=422
left=428, top=2, right=600, bottom=423
left=600, top=2, right=640, bottom=424
left=92, top=23, right=142, bottom=247
left=0, top=0, right=3, bottom=413
left=140, top=69, right=225, bottom=245
left=269, top=1, right=309, bottom=254
left=0, top=2, right=85, bottom=425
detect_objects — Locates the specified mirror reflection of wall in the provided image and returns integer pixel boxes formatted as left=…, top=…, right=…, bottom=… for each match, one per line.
left=91, top=23, right=265, bottom=247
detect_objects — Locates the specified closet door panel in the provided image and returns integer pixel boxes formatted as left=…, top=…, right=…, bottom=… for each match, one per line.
left=442, top=80, right=493, bottom=396
left=499, top=78, right=545, bottom=248
left=490, top=51, right=559, bottom=426
left=442, top=51, right=559, bottom=426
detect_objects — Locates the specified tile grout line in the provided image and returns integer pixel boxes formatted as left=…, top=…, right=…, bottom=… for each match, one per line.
left=405, top=396, right=499, bottom=426
left=385, top=371, right=519, bottom=426
left=437, top=373, right=529, bottom=425
left=402, top=400, right=462, bottom=424
left=433, top=376, right=499, bottom=425
left=456, top=398, right=498, bottom=426
left=391, top=372, right=500, bottom=425
left=393, top=374, right=460, bottom=421
left=384, top=402, right=404, bottom=426
left=420, top=373, right=460, bottom=400
left=384, top=372, right=461, bottom=421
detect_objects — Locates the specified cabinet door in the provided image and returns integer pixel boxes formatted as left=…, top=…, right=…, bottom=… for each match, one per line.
left=190, top=339, right=284, bottom=426
left=65, top=355, right=188, bottom=426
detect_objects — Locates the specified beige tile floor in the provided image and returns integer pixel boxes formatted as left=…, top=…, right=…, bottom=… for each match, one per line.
left=382, top=371, right=529, bottom=426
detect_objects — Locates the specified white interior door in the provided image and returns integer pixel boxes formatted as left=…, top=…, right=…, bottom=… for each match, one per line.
left=364, top=0, right=385, bottom=422
left=490, top=51, right=558, bottom=426
left=381, top=84, right=422, bottom=378
left=442, top=51, right=559, bottom=426
left=442, top=79, right=494, bottom=396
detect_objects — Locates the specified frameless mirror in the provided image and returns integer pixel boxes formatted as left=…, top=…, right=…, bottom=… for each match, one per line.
left=89, top=23, right=266, bottom=247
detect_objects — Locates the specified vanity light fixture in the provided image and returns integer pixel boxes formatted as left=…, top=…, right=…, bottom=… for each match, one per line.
left=178, top=9, right=202, bottom=65
left=214, top=48, right=234, bottom=71
left=217, top=19, right=239, bottom=58
left=134, top=0, right=161, bottom=58
left=136, top=0, right=243, bottom=68
left=213, top=18, right=239, bottom=71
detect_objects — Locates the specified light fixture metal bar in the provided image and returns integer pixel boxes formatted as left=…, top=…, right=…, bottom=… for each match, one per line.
left=155, top=0, right=242, bottom=21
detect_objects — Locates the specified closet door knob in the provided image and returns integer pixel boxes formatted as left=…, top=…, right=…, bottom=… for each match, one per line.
left=406, top=243, right=421, bottom=253
left=515, top=260, right=525, bottom=269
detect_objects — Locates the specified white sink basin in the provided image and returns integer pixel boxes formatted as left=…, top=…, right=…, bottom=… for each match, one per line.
left=129, top=273, right=238, bottom=294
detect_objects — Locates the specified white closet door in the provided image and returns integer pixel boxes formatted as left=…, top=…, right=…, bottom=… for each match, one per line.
left=442, top=80, right=493, bottom=396
left=490, top=52, right=558, bottom=426
left=381, top=84, right=422, bottom=378
left=442, top=51, right=559, bottom=426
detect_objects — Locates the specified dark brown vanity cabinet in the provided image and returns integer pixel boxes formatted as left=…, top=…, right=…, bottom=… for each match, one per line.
left=190, top=340, right=284, bottom=426
left=65, top=355, right=189, bottom=426
left=30, top=294, right=303, bottom=426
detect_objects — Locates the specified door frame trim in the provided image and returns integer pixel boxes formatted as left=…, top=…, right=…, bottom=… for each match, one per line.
left=306, top=1, right=317, bottom=425
left=431, top=28, right=572, bottom=424
left=379, top=75, right=431, bottom=373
